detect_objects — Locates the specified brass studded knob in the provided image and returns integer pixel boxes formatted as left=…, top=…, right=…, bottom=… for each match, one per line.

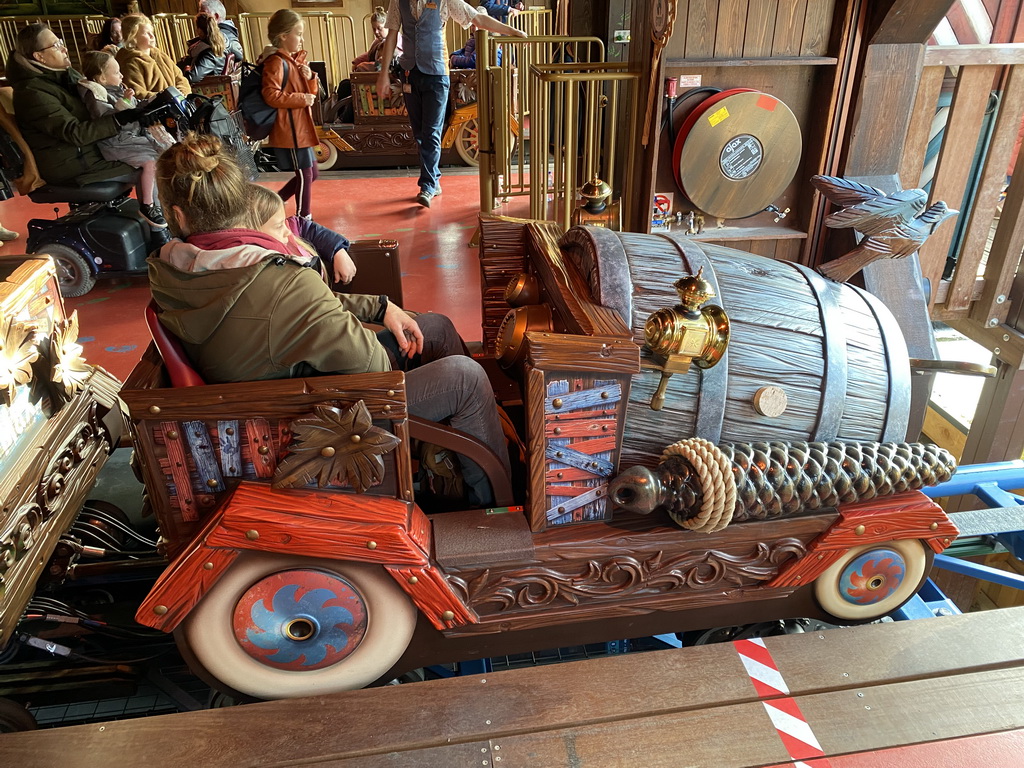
left=350, top=434, right=361, bottom=443
left=206, top=478, right=218, bottom=488
left=442, top=610, right=455, bottom=621
left=154, top=605, right=168, bottom=615
left=552, top=398, right=563, bottom=408
left=366, top=541, right=377, bottom=550
left=408, top=576, right=418, bottom=585
left=321, top=446, right=336, bottom=457
left=854, top=524, right=866, bottom=536
left=203, top=562, right=214, bottom=570
left=166, top=430, right=179, bottom=440
left=258, top=446, right=270, bottom=455
left=148, top=405, right=161, bottom=414
left=245, top=529, right=260, bottom=541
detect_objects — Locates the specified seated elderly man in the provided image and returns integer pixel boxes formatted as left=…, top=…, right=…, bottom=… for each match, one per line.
left=7, top=22, right=145, bottom=188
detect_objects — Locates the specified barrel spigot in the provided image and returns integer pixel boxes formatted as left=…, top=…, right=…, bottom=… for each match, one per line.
left=643, top=268, right=730, bottom=410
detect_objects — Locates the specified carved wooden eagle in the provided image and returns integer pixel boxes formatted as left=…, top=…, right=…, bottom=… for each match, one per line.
left=812, top=175, right=959, bottom=283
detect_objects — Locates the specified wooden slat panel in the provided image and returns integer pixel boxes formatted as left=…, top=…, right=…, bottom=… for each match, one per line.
left=8, top=609, right=1024, bottom=768
left=686, top=0, right=720, bottom=59
left=898, top=65, right=945, bottom=190
left=925, top=43, right=1024, bottom=65
left=918, top=65, right=1000, bottom=311
left=743, top=0, right=779, bottom=56
left=747, top=239, right=778, bottom=258
left=800, top=0, right=836, bottom=56
left=772, top=0, right=808, bottom=56
left=948, top=65, right=1024, bottom=312
left=716, top=0, right=750, bottom=58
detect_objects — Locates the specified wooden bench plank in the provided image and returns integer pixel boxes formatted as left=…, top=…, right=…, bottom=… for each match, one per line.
left=3, top=608, right=1024, bottom=767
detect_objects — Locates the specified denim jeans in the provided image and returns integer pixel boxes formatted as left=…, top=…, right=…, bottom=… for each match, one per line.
left=376, top=313, right=510, bottom=506
left=404, top=68, right=449, bottom=194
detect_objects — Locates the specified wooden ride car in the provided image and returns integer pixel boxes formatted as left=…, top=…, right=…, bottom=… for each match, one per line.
left=316, top=69, right=498, bottom=170
left=0, top=254, right=121, bottom=655
left=122, top=217, right=958, bottom=701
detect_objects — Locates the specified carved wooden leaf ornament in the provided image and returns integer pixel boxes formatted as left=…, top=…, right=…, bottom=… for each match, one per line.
left=49, top=312, right=92, bottom=402
left=273, top=401, right=401, bottom=493
left=0, top=315, right=39, bottom=406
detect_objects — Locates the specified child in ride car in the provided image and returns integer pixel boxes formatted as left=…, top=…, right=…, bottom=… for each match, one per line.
left=245, top=183, right=357, bottom=285
left=78, top=50, right=174, bottom=229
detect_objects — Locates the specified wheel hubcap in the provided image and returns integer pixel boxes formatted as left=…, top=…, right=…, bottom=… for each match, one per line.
left=232, top=569, right=368, bottom=670
left=838, top=548, right=906, bottom=605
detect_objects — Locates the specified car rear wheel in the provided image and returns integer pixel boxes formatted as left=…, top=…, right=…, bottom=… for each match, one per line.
left=178, top=552, right=417, bottom=700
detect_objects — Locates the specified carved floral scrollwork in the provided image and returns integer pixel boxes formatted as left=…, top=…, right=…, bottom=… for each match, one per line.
left=0, top=502, right=44, bottom=596
left=0, top=315, right=39, bottom=406
left=273, top=401, right=401, bottom=493
left=449, top=538, right=807, bottom=612
left=35, top=411, right=101, bottom=519
left=47, top=311, right=92, bottom=404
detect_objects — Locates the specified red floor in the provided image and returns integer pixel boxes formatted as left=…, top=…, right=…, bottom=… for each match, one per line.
left=1, top=171, right=526, bottom=381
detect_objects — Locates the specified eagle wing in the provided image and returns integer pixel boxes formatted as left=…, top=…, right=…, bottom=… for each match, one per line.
left=823, top=188, right=928, bottom=236
left=810, top=175, right=888, bottom=207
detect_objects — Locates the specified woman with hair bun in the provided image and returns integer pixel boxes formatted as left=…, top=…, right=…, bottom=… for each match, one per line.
left=260, top=9, right=319, bottom=219
left=150, top=134, right=510, bottom=507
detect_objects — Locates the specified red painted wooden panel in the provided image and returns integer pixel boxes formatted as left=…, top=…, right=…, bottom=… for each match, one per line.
left=544, top=418, right=618, bottom=439
left=161, top=421, right=199, bottom=522
left=385, top=563, right=477, bottom=628
left=136, top=510, right=239, bottom=631
left=245, top=418, right=277, bottom=478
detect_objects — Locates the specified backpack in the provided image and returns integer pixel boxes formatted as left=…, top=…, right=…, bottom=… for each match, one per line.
left=237, top=55, right=288, bottom=141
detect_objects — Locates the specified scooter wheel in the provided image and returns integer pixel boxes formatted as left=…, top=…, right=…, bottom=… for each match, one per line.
left=38, top=243, right=96, bottom=298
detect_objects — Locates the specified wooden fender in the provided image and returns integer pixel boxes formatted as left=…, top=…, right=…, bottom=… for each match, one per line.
left=136, top=481, right=477, bottom=632
left=766, top=489, right=959, bottom=589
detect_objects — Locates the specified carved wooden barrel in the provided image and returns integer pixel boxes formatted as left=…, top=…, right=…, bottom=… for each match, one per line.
left=559, top=227, right=911, bottom=467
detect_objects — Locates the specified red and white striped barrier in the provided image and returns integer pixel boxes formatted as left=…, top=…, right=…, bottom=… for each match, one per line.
left=734, top=637, right=833, bottom=766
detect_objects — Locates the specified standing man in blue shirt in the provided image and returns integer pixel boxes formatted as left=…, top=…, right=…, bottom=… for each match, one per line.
left=377, top=1, right=525, bottom=207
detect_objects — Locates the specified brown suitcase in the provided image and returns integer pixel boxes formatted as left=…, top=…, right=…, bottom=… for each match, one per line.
left=338, top=238, right=404, bottom=307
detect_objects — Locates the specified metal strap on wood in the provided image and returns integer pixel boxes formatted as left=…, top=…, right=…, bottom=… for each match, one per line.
left=849, top=285, right=912, bottom=442
left=788, top=263, right=848, bottom=440
left=661, top=234, right=727, bottom=443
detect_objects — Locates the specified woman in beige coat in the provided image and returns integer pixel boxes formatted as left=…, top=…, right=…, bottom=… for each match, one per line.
left=116, top=14, right=191, bottom=100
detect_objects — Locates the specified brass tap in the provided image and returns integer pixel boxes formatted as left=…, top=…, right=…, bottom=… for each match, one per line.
left=644, top=268, right=730, bottom=410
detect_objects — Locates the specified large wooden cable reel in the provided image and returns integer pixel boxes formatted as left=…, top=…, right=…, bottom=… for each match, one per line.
left=671, top=89, right=802, bottom=219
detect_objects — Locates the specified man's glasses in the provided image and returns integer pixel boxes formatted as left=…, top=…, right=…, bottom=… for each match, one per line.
left=37, top=38, right=67, bottom=53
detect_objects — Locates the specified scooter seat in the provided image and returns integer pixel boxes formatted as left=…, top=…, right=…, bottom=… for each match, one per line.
left=29, top=182, right=133, bottom=205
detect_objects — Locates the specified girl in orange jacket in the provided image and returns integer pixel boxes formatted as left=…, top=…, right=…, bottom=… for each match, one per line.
left=261, top=9, right=320, bottom=218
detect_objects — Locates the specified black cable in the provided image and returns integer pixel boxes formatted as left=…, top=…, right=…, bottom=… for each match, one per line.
left=664, top=86, right=723, bottom=142
left=79, top=507, right=158, bottom=548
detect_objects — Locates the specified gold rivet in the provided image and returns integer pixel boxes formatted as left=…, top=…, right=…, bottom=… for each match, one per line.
left=367, top=541, right=377, bottom=550
left=943, top=538, right=951, bottom=546
left=408, top=576, right=418, bottom=585
left=442, top=610, right=455, bottom=621
left=384, top=405, right=392, bottom=412
left=206, top=478, right=218, bottom=488
left=148, top=405, right=161, bottom=414
left=854, top=525, right=865, bottom=536
left=166, top=430, right=178, bottom=440
left=552, top=398, right=563, bottom=408
left=600, top=391, right=609, bottom=399
left=795, top=574, right=802, bottom=580
left=154, top=605, right=168, bottom=615
left=553, top=427, right=561, bottom=435
left=203, top=562, right=214, bottom=570
left=601, top=425, right=608, bottom=431
left=258, top=446, right=270, bottom=455
left=321, top=446, right=336, bottom=457
left=246, top=529, right=259, bottom=540
left=817, top=554, right=823, bottom=560
left=351, top=434, right=361, bottom=443
left=387, top=389, right=395, bottom=397
left=930, top=522, right=938, bottom=530
left=555, top=451, right=563, bottom=457
left=556, top=472, right=563, bottom=479
left=226, top=427, right=235, bottom=435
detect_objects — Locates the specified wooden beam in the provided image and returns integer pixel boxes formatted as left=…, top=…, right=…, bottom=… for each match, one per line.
left=844, top=44, right=925, bottom=176
left=961, top=358, right=1024, bottom=463
left=924, top=42, right=1024, bottom=64
left=871, top=0, right=959, bottom=45
left=898, top=65, right=945, bottom=190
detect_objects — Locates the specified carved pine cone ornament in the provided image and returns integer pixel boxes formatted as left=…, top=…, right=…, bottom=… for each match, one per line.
left=610, top=440, right=957, bottom=531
